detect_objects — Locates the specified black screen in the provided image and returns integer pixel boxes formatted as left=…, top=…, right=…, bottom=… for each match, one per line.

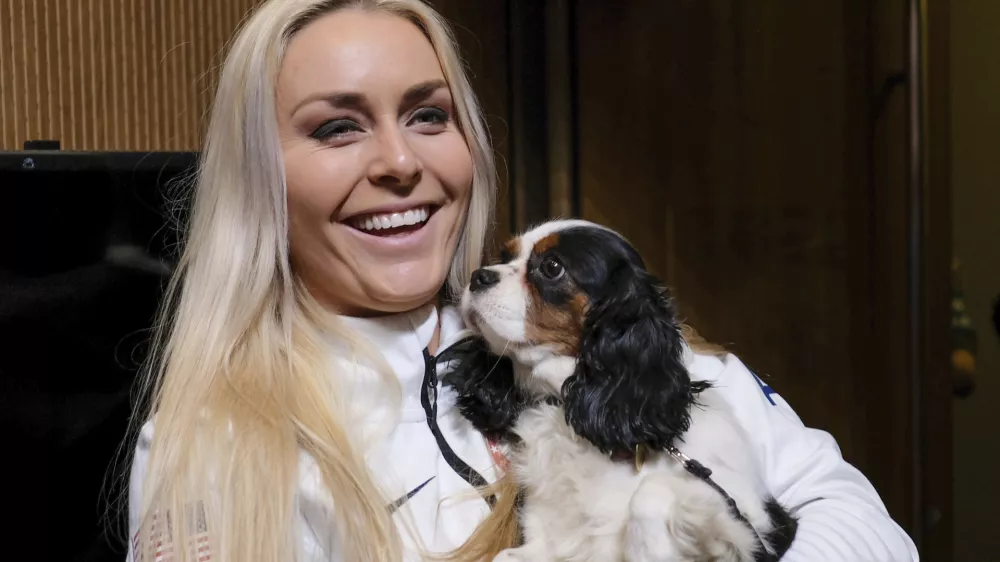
left=0, top=151, right=196, bottom=561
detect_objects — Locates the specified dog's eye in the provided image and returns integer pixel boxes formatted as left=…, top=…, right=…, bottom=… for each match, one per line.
left=539, top=257, right=565, bottom=280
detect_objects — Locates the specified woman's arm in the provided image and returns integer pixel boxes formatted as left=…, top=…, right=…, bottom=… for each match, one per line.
left=689, top=351, right=919, bottom=562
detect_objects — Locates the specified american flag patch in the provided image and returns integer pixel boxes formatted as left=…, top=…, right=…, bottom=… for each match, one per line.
left=134, top=503, right=212, bottom=562
left=191, top=503, right=211, bottom=562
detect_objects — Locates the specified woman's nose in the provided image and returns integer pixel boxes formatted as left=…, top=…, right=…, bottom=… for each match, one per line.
left=367, top=126, right=422, bottom=190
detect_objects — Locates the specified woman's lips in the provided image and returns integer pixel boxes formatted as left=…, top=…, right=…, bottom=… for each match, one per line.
left=340, top=204, right=442, bottom=251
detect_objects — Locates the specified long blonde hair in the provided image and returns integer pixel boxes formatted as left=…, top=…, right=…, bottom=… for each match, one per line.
left=128, top=1, right=497, bottom=561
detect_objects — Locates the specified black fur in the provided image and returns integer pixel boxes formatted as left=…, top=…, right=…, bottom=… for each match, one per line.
left=562, top=257, right=709, bottom=456
left=757, top=498, right=799, bottom=561
left=438, top=337, right=527, bottom=442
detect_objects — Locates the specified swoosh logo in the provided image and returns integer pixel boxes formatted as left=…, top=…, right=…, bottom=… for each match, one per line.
left=388, top=476, right=434, bottom=514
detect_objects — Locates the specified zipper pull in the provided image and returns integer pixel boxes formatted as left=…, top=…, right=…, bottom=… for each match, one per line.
left=424, top=349, right=438, bottom=411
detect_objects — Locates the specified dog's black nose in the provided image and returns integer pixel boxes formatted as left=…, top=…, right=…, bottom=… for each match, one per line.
left=470, top=268, right=501, bottom=293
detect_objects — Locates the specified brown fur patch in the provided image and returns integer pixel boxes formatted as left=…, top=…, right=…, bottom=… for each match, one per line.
left=532, top=233, right=560, bottom=255
left=522, top=232, right=587, bottom=354
left=525, top=288, right=589, bottom=356
left=502, top=238, right=520, bottom=261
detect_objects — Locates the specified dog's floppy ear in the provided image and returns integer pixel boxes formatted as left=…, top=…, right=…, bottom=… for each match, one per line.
left=439, top=337, right=527, bottom=441
left=562, top=264, right=709, bottom=454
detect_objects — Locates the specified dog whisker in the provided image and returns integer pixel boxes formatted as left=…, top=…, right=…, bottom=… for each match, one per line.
left=483, top=339, right=513, bottom=382
left=479, top=302, right=520, bottom=317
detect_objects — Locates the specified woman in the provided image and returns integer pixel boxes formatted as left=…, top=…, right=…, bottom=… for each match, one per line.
left=125, top=1, right=919, bottom=561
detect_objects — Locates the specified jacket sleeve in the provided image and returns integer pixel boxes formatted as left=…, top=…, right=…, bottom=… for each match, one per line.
left=691, top=351, right=919, bottom=562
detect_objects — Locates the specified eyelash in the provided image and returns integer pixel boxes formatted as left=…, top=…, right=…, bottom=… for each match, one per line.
left=411, top=106, right=449, bottom=126
left=309, top=106, right=450, bottom=141
left=309, top=119, right=361, bottom=140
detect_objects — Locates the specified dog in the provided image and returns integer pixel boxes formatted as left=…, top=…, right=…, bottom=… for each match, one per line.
left=443, top=219, right=798, bottom=562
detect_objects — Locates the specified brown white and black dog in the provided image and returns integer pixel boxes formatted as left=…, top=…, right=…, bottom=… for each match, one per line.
left=443, top=219, right=797, bottom=562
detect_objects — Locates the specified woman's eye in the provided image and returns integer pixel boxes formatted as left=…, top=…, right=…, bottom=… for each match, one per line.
left=410, top=107, right=449, bottom=127
left=539, top=257, right=564, bottom=280
left=310, top=119, right=362, bottom=140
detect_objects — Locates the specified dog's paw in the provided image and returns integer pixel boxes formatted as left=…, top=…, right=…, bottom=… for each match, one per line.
left=626, top=472, right=759, bottom=562
left=626, top=473, right=685, bottom=561
left=665, top=482, right=758, bottom=562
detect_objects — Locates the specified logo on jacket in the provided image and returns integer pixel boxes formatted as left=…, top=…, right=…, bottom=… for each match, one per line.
left=388, top=476, right=435, bottom=514
left=751, top=371, right=778, bottom=406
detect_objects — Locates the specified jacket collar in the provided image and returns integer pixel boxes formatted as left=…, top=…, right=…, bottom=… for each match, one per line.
left=332, top=303, right=475, bottom=425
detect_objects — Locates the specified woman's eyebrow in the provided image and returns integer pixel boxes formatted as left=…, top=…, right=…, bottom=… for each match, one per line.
left=290, top=79, right=448, bottom=116
left=292, top=91, right=369, bottom=115
left=401, top=79, right=449, bottom=108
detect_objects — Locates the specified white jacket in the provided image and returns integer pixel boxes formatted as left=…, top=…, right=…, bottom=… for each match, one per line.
left=127, top=304, right=918, bottom=561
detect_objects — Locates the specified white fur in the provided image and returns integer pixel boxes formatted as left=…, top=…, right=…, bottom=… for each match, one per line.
left=460, top=266, right=527, bottom=353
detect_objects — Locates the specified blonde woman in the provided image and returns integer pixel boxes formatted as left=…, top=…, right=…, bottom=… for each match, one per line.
left=125, top=1, right=918, bottom=561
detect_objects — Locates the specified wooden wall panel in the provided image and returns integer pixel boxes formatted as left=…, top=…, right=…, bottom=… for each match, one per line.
left=0, top=0, right=260, bottom=151
left=921, top=0, right=954, bottom=556
left=573, top=0, right=933, bottom=544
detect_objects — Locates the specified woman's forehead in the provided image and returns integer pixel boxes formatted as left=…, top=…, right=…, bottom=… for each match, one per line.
left=278, top=9, right=446, bottom=108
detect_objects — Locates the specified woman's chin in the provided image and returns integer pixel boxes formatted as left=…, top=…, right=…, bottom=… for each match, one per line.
left=357, top=275, right=445, bottom=314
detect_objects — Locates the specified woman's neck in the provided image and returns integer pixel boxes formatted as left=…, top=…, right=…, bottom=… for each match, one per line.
left=334, top=298, right=445, bottom=353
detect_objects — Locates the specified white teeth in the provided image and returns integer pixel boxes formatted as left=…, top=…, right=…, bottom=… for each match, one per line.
left=350, top=205, right=432, bottom=232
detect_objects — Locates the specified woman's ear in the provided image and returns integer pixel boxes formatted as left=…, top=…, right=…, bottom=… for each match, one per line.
left=439, top=337, right=527, bottom=441
left=562, top=265, right=709, bottom=455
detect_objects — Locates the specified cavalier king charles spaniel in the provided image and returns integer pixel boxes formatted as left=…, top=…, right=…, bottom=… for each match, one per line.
left=444, top=219, right=798, bottom=562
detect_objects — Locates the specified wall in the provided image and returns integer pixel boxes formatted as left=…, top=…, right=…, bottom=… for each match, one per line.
left=571, top=0, right=939, bottom=542
left=951, top=1, right=1000, bottom=561
left=0, top=0, right=260, bottom=151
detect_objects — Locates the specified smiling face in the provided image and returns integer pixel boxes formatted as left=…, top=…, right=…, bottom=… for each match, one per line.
left=278, top=8, right=474, bottom=316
